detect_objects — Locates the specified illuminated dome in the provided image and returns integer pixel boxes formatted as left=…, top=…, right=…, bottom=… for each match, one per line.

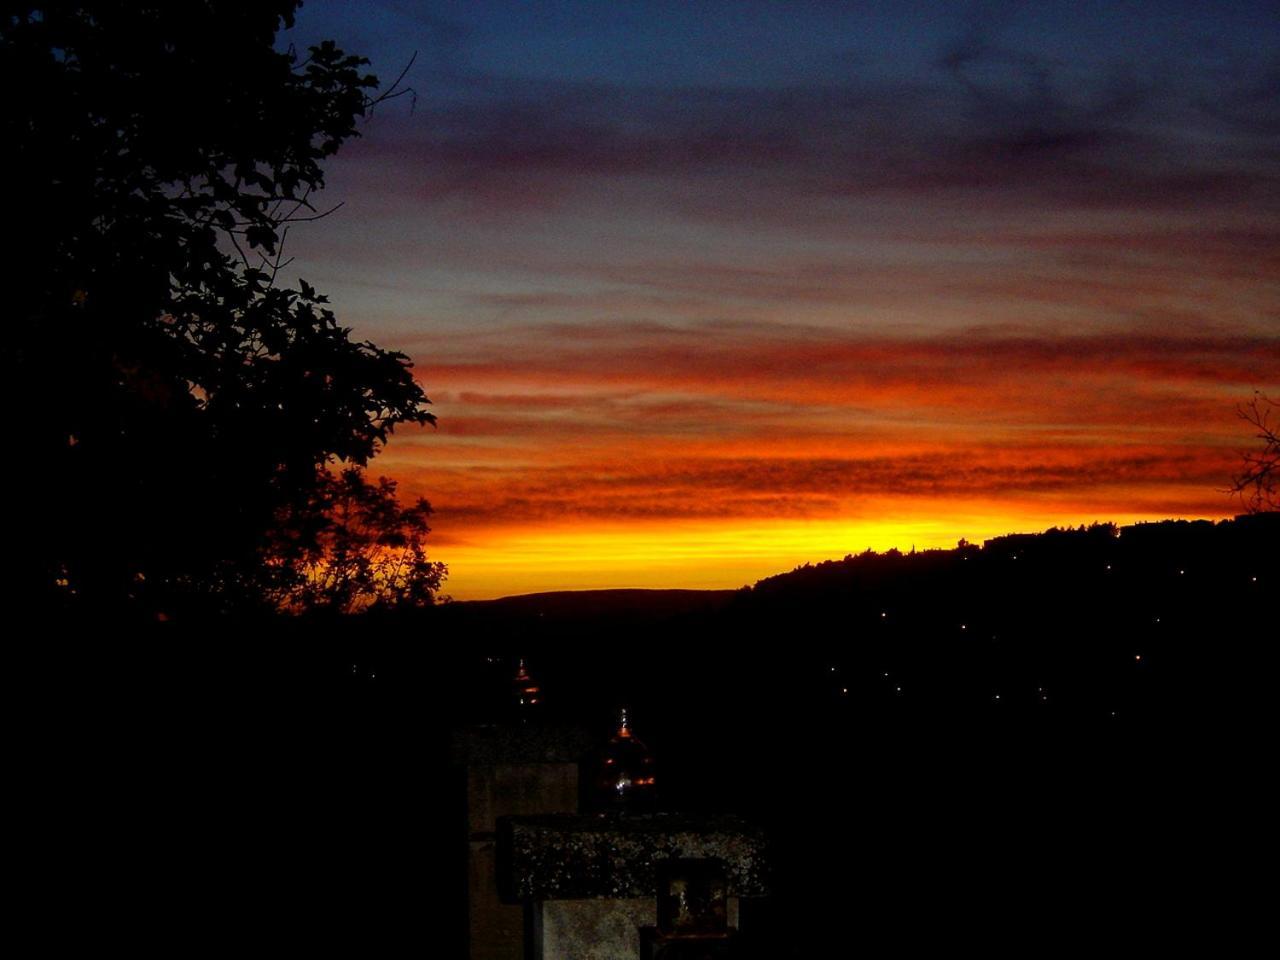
left=594, top=708, right=657, bottom=808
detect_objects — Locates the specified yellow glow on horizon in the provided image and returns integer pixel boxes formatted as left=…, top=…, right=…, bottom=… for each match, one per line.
left=436, top=499, right=1233, bottom=600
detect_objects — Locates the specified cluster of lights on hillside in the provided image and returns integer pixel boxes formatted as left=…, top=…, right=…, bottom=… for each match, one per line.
left=816, top=566, right=1263, bottom=718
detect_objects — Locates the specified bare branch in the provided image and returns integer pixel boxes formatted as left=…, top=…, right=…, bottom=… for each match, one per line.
left=279, top=200, right=344, bottom=223
left=226, top=228, right=254, bottom=271
left=365, top=51, right=418, bottom=117
left=1229, top=392, right=1279, bottom=513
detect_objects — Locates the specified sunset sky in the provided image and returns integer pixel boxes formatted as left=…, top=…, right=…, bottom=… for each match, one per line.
left=284, top=1, right=1279, bottom=599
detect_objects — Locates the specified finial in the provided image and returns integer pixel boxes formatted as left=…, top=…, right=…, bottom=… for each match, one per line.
left=618, top=706, right=631, bottom=738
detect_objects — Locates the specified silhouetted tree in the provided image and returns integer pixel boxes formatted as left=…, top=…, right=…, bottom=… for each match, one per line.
left=2, top=4, right=433, bottom=617
left=1230, top=392, right=1278, bottom=513
left=266, top=468, right=447, bottom=615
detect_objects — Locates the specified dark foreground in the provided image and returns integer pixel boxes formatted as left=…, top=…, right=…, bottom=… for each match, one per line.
left=45, top=516, right=1273, bottom=955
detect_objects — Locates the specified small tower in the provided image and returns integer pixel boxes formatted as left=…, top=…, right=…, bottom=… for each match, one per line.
left=512, top=657, right=542, bottom=720
left=594, top=706, right=657, bottom=808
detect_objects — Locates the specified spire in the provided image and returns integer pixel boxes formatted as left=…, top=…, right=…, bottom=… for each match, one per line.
left=512, top=656, right=541, bottom=714
left=595, top=705, right=655, bottom=808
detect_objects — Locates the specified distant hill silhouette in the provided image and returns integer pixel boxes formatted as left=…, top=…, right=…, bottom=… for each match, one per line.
left=445, top=587, right=738, bottom=623
left=410, top=513, right=1274, bottom=733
